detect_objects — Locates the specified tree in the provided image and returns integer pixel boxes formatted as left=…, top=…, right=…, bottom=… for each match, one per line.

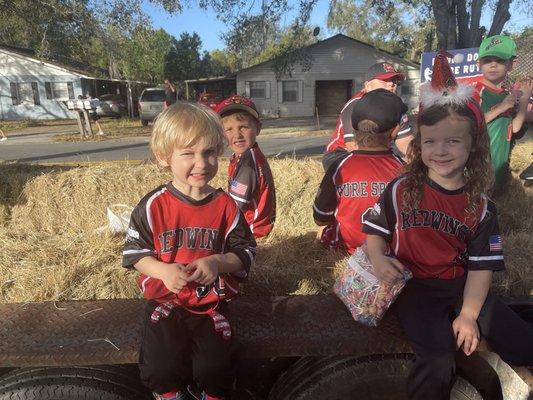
left=163, top=33, right=211, bottom=82
left=203, top=0, right=318, bottom=71
left=328, top=0, right=412, bottom=57
left=371, top=0, right=527, bottom=50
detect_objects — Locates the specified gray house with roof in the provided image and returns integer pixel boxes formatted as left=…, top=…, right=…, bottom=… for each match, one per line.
left=236, top=34, right=420, bottom=118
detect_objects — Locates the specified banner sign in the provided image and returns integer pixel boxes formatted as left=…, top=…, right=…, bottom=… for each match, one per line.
left=420, top=48, right=482, bottom=84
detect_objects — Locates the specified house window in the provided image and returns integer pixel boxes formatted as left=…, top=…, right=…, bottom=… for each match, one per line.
left=45, top=82, right=74, bottom=100
left=282, top=81, right=298, bottom=102
left=250, top=81, right=266, bottom=99
left=10, top=82, right=40, bottom=105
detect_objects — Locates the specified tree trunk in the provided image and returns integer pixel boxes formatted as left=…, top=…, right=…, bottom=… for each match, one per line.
left=431, top=0, right=457, bottom=49
left=469, top=0, right=485, bottom=46
left=456, top=0, right=469, bottom=47
left=488, top=0, right=512, bottom=37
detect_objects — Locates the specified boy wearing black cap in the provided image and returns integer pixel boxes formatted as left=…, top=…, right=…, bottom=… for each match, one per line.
left=323, top=62, right=413, bottom=171
left=313, top=89, right=407, bottom=254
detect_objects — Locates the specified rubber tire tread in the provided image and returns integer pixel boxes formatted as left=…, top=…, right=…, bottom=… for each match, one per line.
left=0, top=365, right=150, bottom=400
left=268, top=354, right=483, bottom=400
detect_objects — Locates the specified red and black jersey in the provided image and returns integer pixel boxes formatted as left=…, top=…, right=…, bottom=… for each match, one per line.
left=325, top=91, right=412, bottom=152
left=362, top=176, right=505, bottom=279
left=313, top=150, right=403, bottom=254
left=122, top=183, right=256, bottom=302
left=228, top=143, right=276, bottom=238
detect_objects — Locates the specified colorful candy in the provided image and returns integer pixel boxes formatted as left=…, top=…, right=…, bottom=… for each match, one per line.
left=334, top=247, right=412, bottom=327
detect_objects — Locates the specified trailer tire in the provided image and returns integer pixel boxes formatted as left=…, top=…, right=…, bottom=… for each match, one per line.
left=268, top=354, right=482, bottom=400
left=0, top=365, right=150, bottom=400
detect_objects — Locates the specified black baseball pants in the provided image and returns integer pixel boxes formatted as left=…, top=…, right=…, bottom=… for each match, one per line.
left=394, top=276, right=533, bottom=400
left=139, top=301, right=235, bottom=397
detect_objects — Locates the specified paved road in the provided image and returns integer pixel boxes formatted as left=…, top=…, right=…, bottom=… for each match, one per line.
left=0, top=128, right=330, bottom=163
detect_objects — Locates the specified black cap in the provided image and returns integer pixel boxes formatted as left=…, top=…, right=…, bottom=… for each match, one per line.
left=351, top=89, right=408, bottom=133
left=365, top=62, right=405, bottom=81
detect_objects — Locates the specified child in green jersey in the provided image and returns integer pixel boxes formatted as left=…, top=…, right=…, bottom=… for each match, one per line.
left=473, top=35, right=532, bottom=190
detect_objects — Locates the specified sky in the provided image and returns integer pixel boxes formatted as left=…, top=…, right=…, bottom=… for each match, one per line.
left=142, top=0, right=532, bottom=53
left=141, top=0, right=332, bottom=51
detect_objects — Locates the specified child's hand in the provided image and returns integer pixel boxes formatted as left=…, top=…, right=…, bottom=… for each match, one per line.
left=161, top=263, right=189, bottom=293
left=185, top=256, right=219, bottom=286
left=518, top=78, right=532, bottom=99
left=452, top=313, right=480, bottom=356
left=372, top=255, right=405, bottom=285
left=501, top=93, right=517, bottom=111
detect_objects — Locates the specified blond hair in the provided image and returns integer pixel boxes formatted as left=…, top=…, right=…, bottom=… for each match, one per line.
left=151, top=102, right=226, bottom=161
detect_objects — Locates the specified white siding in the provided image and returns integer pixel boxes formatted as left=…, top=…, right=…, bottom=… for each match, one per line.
left=0, top=50, right=83, bottom=120
left=236, top=35, right=420, bottom=118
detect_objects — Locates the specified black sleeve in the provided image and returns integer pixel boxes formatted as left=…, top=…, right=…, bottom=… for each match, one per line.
left=122, top=202, right=157, bottom=269
left=341, top=101, right=356, bottom=143
left=228, top=151, right=258, bottom=208
left=225, top=211, right=257, bottom=280
left=361, top=179, right=397, bottom=241
left=396, top=114, right=413, bottom=139
left=313, top=166, right=337, bottom=224
left=467, top=200, right=505, bottom=271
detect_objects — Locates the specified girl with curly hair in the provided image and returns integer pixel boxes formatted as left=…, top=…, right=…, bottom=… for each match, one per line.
left=361, top=51, right=533, bottom=400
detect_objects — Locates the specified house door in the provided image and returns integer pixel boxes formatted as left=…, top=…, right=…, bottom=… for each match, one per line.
left=315, top=80, right=352, bottom=116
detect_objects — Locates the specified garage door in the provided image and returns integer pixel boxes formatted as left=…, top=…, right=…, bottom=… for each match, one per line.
left=315, top=80, right=352, bottom=116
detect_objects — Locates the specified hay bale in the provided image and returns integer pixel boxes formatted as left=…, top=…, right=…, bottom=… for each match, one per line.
left=0, top=141, right=531, bottom=303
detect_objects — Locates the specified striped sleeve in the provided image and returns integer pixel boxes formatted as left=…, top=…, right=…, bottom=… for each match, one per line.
left=396, top=114, right=412, bottom=139
left=313, top=161, right=340, bottom=223
left=122, top=199, right=157, bottom=269
left=225, top=208, right=257, bottom=280
left=340, top=100, right=357, bottom=142
left=467, top=199, right=505, bottom=271
left=361, top=179, right=398, bottom=241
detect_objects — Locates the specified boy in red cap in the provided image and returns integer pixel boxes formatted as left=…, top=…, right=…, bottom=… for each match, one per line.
left=314, top=89, right=406, bottom=253
left=215, top=95, right=276, bottom=238
left=323, top=62, right=413, bottom=171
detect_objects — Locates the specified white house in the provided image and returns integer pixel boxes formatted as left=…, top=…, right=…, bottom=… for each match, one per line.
left=0, top=46, right=90, bottom=120
left=235, top=34, right=420, bottom=118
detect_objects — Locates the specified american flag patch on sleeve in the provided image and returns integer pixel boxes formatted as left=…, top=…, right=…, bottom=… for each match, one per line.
left=489, top=235, right=502, bottom=252
left=230, top=180, right=248, bottom=196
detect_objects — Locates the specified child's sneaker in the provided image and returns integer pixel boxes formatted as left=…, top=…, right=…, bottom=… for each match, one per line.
left=186, top=385, right=202, bottom=400
left=186, top=385, right=223, bottom=400
left=153, top=391, right=188, bottom=400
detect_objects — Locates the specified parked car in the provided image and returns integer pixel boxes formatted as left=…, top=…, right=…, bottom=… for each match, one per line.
left=197, top=92, right=223, bottom=110
left=138, top=87, right=166, bottom=126
left=96, top=94, right=128, bottom=118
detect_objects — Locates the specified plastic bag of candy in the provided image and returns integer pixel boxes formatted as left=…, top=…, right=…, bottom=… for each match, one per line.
left=333, top=246, right=412, bottom=327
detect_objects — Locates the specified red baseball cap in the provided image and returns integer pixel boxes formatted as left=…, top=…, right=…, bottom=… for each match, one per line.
left=365, top=62, right=405, bottom=81
left=215, top=95, right=259, bottom=120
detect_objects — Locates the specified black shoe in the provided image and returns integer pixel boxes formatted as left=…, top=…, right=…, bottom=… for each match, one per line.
left=186, top=384, right=204, bottom=400
left=519, top=162, right=533, bottom=181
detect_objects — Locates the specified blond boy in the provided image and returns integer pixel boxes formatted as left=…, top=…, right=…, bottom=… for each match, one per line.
left=123, top=102, right=256, bottom=400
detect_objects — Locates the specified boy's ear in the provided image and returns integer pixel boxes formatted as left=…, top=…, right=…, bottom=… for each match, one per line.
left=389, top=123, right=400, bottom=140
left=154, top=153, right=169, bottom=168
left=510, top=57, right=517, bottom=70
